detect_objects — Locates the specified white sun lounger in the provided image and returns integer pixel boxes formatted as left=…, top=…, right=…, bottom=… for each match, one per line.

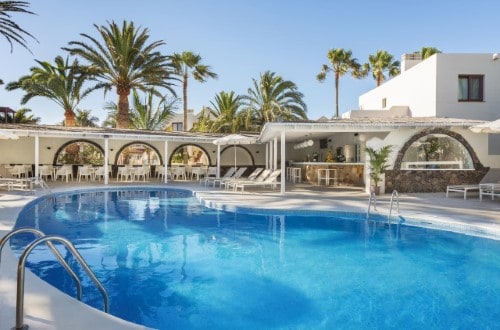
left=234, top=169, right=281, bottom=193
left=446, top=185, right=480, bottom=200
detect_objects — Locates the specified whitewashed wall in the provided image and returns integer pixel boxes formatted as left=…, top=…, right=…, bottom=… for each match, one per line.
left=435, top=54, right=500, bottom=120
left=359, top=55, right=438, bottom=117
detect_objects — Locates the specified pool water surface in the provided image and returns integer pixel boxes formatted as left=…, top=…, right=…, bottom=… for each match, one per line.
left=12, top=189, right=500, bottom=329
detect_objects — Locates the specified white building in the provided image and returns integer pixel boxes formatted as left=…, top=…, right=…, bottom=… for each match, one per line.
left=354, top=52, right=500, bottom=165
left=359, top=53, right=500, bottom=121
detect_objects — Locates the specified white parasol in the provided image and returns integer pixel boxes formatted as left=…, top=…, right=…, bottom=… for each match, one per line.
left=469, top=119, right=500, bottom=134
left=213, top=134, right=257, bottom=169
left=0, top=129, right=19, bottom=140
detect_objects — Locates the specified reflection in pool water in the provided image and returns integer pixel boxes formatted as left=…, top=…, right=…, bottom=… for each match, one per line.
left=12, top=188, right=500, bottom=329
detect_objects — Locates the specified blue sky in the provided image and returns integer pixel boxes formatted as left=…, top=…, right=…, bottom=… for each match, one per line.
left=1, top=0, right=499, bottom=124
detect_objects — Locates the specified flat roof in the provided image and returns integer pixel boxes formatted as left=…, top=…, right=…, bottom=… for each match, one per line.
left=258, top=117, right=486, bottom=142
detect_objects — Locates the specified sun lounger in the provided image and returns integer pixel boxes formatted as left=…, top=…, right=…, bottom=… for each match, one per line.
left=221, top=167, right=263, bottom=190
left=234, top=169, right=281, bottom=193
left=204, top=167, right=236, bottom=187
left=479, top=183, right=500, bottom=201
left=446, top=184, right=480, bottom=200
left=215, top=167, right=247, bottom=188
left=225, top=168, right=271, bottom=191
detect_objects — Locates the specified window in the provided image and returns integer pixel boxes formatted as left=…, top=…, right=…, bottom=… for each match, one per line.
left=458, top=75, right=483, bottom=101
left=172, top=122, right=183, bottom=131
left=382, top=98, right=387, bottom=108
left=401, top=134, right=473, bottom=170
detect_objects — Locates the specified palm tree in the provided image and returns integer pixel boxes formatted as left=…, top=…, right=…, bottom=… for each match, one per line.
left=317, top=48, right=366, bottom=118
left=105, top=89, right=177, bottom=130
left=12, top=107, right=39, bottom=123
left=191, top=107, right=213, bottom=133
left=171, top=51, right=217, bottom=131
left=0, top=0, right=37, bottom=53
left=242, top=71, right=307, bottom=129
left=6, top=55, right=90, bottom=126
left=420, top=47, right=441, bottom=59
left=209, top=91, right=243, bottom=133
left=63, top=20, right=177, bottom=129
left=75, top=109, right=99, bottom=127
left=129, top=89, right=177, bottom=130
left=368, top=50, right=400, bottom=86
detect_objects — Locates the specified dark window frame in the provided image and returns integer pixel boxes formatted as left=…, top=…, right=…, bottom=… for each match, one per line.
left=458, top=74, right=484, bottom=102
left=172, top=122, right=183, bottom=131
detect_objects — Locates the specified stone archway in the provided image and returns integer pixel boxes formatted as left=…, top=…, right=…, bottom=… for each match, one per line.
left=385, top=128, right=488, bottom=193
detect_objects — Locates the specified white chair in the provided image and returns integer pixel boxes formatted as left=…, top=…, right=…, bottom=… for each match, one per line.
left=39, top=165, right=54, bottom=181
left=77, top=166, right=93, bottom=181
left=190, top=166, right=206, bottom=181
left=55, top=165, right=73, bottom=182
left=156, top=165, right=164, bottom=179
left=94, top=166, right=106, bottom=182
left=9, top=165, right=27, bottom=178
left=117, top=166, right=133, bottom=181
left=134, top=166, right=149, bottom=181
left=172, top=166, right=186, bottom=180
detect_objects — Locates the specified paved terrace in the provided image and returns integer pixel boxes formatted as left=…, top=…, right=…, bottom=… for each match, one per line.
left=1, top=181, right=499, bottom=330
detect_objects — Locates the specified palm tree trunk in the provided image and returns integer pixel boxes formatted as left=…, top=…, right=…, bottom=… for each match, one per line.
left=117, top=87, right=130, bottom=129
left=334, top=72, right=340, bottom=118
left=183, top=73, right=188, bottom=131
left=64, top=109, right=76, bottom=127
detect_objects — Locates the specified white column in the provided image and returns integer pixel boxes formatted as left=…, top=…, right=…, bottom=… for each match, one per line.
left=34, top=135, right=39, bottom=179
left=164, top=140, right=169, bottom=183
left=216, top=143, right=221, bottom=178
left=280, top=130, right=286, bottom=195
left=265, top=143, right=269, bottom=169
left=273, top=137, right=278, bottom=170
left=269, top=141, right=273, bottom=169
left=104, top=137, right=109, bottom=185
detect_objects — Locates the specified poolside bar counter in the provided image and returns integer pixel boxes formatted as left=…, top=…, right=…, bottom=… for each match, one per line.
left=291, top=162, right=365, bottom=186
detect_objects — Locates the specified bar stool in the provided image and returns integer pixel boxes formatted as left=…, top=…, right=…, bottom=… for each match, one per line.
left=291, top=167, right=301, bottom=183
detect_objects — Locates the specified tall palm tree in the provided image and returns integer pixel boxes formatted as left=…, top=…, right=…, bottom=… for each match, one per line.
left=368, top=50, right=400, bottom=86
left=0, top=0, right=37, bottom=53
left=317, top=48, right=366, bottom=118
left=209, top=91, right=243, bottom=133
left=171, top=51, right=218, bottom=131
left=75, top=109, right=99, bottom=127
left=6, top=55, right=90, bottom=126
left=242, top=71, right=307, bottom=129
left=420, top=47, right=441, bottom=59
left=63, top=20, right=177, bottom=129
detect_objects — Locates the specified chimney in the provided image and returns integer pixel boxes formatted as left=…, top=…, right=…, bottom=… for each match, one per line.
left=401, top=53, right=422, bottom=71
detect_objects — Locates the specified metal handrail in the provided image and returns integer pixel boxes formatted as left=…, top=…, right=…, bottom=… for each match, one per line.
left=367, top=192, right=377, bottom=219
left=388, top=190, right=400, bottom=223
left=0, top=227, right=82, bottom=301
left=14, top=235, right=109, bottom=330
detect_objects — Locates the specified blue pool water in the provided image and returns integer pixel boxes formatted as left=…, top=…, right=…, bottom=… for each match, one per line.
left=12, top=188, right=500, bottom=329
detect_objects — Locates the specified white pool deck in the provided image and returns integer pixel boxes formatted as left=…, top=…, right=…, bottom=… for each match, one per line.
left=1, top=181, right=499, bottom=330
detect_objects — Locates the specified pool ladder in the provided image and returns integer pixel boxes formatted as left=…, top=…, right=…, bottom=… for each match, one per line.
left=366, top=190, right=400, bottom=223
left=0, top=227, right=109, bottom=330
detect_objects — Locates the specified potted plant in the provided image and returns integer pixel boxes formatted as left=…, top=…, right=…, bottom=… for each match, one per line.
left=365, top=145, right=392, bottom=195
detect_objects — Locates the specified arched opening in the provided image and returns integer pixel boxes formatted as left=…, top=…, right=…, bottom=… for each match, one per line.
left=386, top=128, right=488, bottom=193
left=220, top=145, right=255, bottom=167
left=400, top=134, right=474, bottom=170
left=54, top=140, right=104, bottom=165
left=168, top=144, right=211, bottom=166
left=115, top=142, right=162, bottom=166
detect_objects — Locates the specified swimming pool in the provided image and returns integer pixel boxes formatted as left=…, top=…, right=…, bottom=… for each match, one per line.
left=11, top=188, right=500, bottom=329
